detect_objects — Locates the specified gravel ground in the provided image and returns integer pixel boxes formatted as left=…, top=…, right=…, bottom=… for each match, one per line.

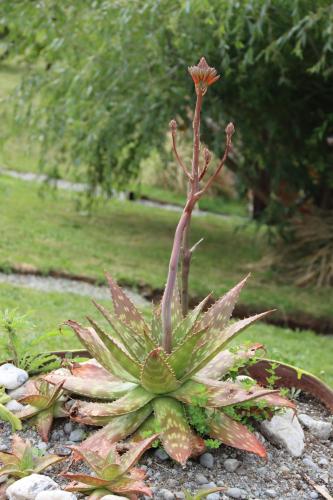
left=0, top=394, right=332, bottom=499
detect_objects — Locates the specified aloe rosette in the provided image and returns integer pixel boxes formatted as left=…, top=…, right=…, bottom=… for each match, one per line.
left=46, top=274, right=293, bottom=464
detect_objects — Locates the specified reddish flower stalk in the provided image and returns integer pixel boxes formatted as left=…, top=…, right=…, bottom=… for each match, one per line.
left=161, top=57, right=234, bottom=353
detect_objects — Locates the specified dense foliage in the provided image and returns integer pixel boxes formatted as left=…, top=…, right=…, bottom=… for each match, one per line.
left=1, top=0, right=333, bottom=221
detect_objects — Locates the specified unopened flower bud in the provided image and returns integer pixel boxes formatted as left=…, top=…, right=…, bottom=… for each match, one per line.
left=203, top=147, right=212, bottom=165
left=169, top=119, right=177, bottom=132
left=188, top=57, right=220, bottom=93
left=225, top=122, right=235, bottom=137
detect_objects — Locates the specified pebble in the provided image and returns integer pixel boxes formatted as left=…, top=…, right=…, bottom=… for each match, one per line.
left=154, top=448, right=169, bottom=461
left=69, top=428, right=85, bottom=442
left=53, top=445, right=72, bottom=457
left=36, top=442, right=48, bottom=453
left=64, top=422, right=73, bottom=435
left=223, top=459, right=241, bottom=473
left=260, top=409, right=304, bottom=457
left=310, top=492, right=319, bottom=499
left=225, top=487, right=246, bottom=499
left=196, top=473, right=209, bottom=485
left=318, top=457, right=329, bottom=466
left=302, top=457, right=318, bottom=470
left=35, top=492, right=77, bottom=500
left=265, top=489, right=277, bottom=498
left=159, top=489, right=175, bottom=499
left=5, top=399, right=25, bottom=412
left=206, top=494, right=220, bottom=500
left=298, top=413, right=332, bottom=440
left=6, top=473, right=59, bottom=500
left=200, top=452, right=214, bottom=469
left=0, top=363, right=28, bottom=390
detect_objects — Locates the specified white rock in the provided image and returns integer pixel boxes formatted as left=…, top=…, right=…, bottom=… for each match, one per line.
left=0, top=364, right=28, bottom=390
left=260, top=409, right=304, bottom=457
left=7, top=380, right=32, bottom=400
left=5, top=400, right=25, bottom=412
left=298, top=413, right=332, bottom=440
left=6, top=474, right=59, bottom=500
left=35, top=492, right=77, bottom=500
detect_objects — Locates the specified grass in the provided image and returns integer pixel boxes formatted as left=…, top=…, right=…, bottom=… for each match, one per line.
left=0, top=282, right=332, bottom=386
left=0, top=175, right=332, bottom=320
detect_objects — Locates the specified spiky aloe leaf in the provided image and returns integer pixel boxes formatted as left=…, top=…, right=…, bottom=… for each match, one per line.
left=77, top=405, right=153, bottom=456
left=252, top=391, right=296, bottom=411
left=150, top=304, right=162, bottom=345
left=35, top=409, right=54, bottom=442
left=93, top=300, right=148, bottom=361
left=0, top=404, right=22, bottom=431
left=70, top=387, right=154, bottom=424
left=170, top=379, right=281, bottom=408
left=171, top=281, right=183, bottom=331
left=172, top=293, right=212, bottom=347
left=33, top=452, right=64, bottom=472
left=64, top=473, right=112, bottom=488
left=66, top=320, right=138, bottom=383
left=194, top=275, right=249, bottom=337
left=141, top=348, right=179, bottom=394
left=167, top=328, right=207, bottom=378
left=106, top=274, right=149, bottom=335
left=45, top=368, right=136, bottom=400
left=153, top=397, right=192, bottom=464
left=111, top=475, right=152, bottom=497
left=119, top=434, right=159, bottom=474
left=208, top=409, right=267, bottom=458
left=196, top=344, right=264, bottom=380
left=184, top=311, right=273, bottom=380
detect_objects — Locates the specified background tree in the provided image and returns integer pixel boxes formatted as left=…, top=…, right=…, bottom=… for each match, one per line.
left=1, top=0, right=333, bottom=221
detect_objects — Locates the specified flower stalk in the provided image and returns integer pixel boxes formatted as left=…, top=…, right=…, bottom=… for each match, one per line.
left=161, top=57, right=235, bottom=352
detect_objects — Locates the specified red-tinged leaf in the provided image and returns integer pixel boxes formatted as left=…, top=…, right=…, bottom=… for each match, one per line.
left=171, top=379, right=280, bottom=408
left=106, top=274, right=149, bottom=335
left=171, top=280, right=183, bottom=331
left=153, top=397, right=192, bottom=465
left=252, top=391, right=296, bottom=411
left=190, top=433, right=206, bottom=458
left=194, top=276, right=249, bottom=335
left=45, top=369, right=136, bottom=400
left=93, top=300, right=148, bottom=362
left=66, top=320, right=138, bottom=383
left=65, top=481, right=97, bottom=493
left=70, top=388, right=153, bottom=425
left=35, top=409, right=54, bottom=442
left=119, top=435, right=159, bottom=474
left=18, top=395, right=47, bottom=409
left=70, top=361, right=119, bottom=380
left=196, top=344, right=264, bottom=380
left=111, top=476, right=152, bottom=497
left=129, top=467, right=146, bottom=480
left=63, top=473, right=111, bottom=488
left=141, top=348, right=179, bottom=394
left=208, top=410, right=267, bottom=458
left=76, top=405, right=153, bottom=457
left=185, top=311, right=273, bottom=380
left=71, top=444, right=119, bottom=473
left=11, top=435, right=27, bottom=458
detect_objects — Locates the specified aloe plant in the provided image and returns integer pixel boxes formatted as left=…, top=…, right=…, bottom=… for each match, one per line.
left=46, top=58, right=293, bottom=464
left=16, top=380, right=67, bottom=441
left=63, top=435, right=157, bottom=499
left=0, top=387, right=22, bottom=432
left=0, top=435, right=64, bottom=481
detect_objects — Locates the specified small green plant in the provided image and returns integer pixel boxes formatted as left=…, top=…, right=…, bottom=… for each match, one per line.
left=0, top=309, right=61, bottom=375
left=16, top=380, right=67, bottom=442
left=265, top=362, right=282, bottom=388
left=64, top=435, right=157, bottom=498
left=0, top=435, right=64, bottom=482
left=0, top=387, right=22, bottom=431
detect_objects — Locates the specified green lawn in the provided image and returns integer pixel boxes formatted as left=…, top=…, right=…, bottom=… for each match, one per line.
left=0, top=282, right=332, bottom=386
left=0, top=175, right=332, bottom=321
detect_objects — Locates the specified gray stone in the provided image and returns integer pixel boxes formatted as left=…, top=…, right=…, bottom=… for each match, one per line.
left=223, top=459, right=241, bottom=473
left=265, top=489, right=277, bottom=498
left=154, top=448, right=169, bottom=461
left=303, top=457, right=318, bottom=470
left=53, top=445, right=72, bottom=457
left=318, top=457, right=329, bottom=466
left=0, top=363, right=28, bottom=390
left=159, top=489, right=175, bottom=500
left=196, top=473, right=209, bottom=485
left=199, top=482, right=216, bottom=489
left=35, top=492, right=77, bottom=500
left=206, top=494, right=220, bottom=500
left=64, top=422, right=73, bottom=434
left=69, top=428, right=85, bottom=442
left=260, top=409, right=304, bottom=457
left=0, top=474, right=8, bottom=484
left=200, top=452, right=214, bottom=469
left=36, top=442, right=47, bottom=453
left=5, top=400, right=24, bottom=412
left=226, top=488, right=244, bottom=499
left=298, top=413, right=332, bottom=441
left=6, top=474, right=59, bottom=500
left=310, top=493, right=319, bottom=499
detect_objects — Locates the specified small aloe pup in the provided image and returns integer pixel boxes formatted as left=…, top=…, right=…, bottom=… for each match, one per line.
left=0, top=434, right=64, bottom=481
left=46, top=57, right=293, bottom=464
left=63, top=435, right=157, bottom=499
left=0, top=387, right=22, bottom=431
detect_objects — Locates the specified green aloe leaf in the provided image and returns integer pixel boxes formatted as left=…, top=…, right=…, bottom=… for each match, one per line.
left=172, top=293, right=211, bottom=347
left=153, top=397, right=192, bottom=465
left=150, top=304, right=162, bottom=345
left=168, top=328, right=207, bottom=378
left=0, top=404, right=22, bottom=432
left=208, top=409, right=267, bottom=458
left=63, top=472, right=111, bottom=488
left=141, top=348, right=179, bottom=394
left=170, top=281, right=183, bottom=331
